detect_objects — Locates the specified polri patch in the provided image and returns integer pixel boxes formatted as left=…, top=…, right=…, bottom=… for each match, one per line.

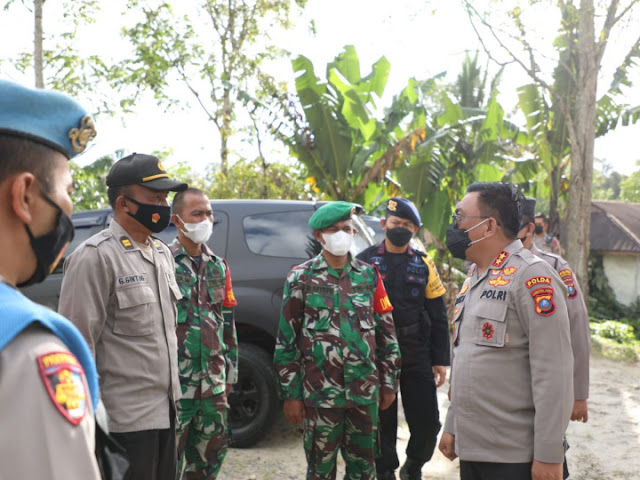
left=37, top=352, right=87, bottom=425
left=531, top=287, right=556, bottom=316
left=492, top=251, right=509, bottom=267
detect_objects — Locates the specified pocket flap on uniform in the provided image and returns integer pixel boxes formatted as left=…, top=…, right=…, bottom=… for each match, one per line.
left=116, top=285, right=156, bottom=309
left=470, top=301, right=508, bottom=322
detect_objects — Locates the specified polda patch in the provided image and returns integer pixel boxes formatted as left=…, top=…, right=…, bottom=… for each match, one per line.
left=531, top=287, right=556, bottom=316
left=525, top=276, right=551, bottom=289
left=37, top=352, right=87, bottom=425
left=558, top=269, right=578, bottom=298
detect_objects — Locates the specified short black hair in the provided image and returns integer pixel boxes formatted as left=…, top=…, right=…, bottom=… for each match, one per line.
left=466, top=182, right=523, bottom=239
left=172, top=187, right=206, bottom=215
left=0, top=134, right=59, bottom=192
left=107, top=185, right=132, bottom=208
left=535, top=213, right=548, bottom=223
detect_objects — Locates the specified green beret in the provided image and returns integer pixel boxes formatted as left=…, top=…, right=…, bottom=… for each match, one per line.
left=309, top=201, right=356, bottom=230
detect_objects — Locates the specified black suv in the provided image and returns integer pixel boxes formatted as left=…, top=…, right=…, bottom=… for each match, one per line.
left=22, top=200, right=375, bottom=447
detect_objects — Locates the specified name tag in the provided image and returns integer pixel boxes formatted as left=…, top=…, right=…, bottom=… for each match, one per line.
left=117, top=274, right=147, bottom=286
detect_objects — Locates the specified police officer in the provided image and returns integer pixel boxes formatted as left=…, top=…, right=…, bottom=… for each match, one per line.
left=274, top=201, right=401, bottom=480
left=439, top=182, right=573, bottom=480
left=170, top=188, right=238, bottom=479
left=0, top=79, right=101, bottom=478
left=519, top=197, right=591, bottom=479
left=357, top=197, right=449, bottom=480
left=59, top=153, right=187, bottom=480
left=533, top=213, right=561, bottom=254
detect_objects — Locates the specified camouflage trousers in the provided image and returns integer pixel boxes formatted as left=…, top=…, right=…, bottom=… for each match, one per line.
left=176, top=393, right=229, bottom=480
left=303, top=403, right=378, bottom=480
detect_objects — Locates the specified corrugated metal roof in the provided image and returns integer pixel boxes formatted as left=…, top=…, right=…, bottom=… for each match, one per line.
left=591, top=201, right=640, bottom=253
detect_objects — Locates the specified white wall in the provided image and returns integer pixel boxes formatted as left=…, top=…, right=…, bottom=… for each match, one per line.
left=603, top=254, right=640, bottom=306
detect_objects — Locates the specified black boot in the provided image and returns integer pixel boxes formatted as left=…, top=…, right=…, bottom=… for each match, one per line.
left=377, top=470, right=396, bottom=480
left=399, top=457, right=423, bottom=480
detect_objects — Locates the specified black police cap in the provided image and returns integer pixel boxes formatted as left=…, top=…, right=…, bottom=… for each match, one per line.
left=106, top=153, right=188, bottom=192
left=522, top=196, right=536, bottom=219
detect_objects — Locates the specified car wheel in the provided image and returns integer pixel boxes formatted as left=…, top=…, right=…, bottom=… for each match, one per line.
left=228, top=342, right=280, bottom=448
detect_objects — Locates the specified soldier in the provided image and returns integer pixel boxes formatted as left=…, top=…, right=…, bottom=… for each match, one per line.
left=518, top=197, right=591, bottom=479
left=274, top=201, right=401, bottom=480
left=59, top=153, right=187, bottom=480
left=438, top=182, right=573, bottom=480
left=533, top=213, right=561, bottom=254
left=0, top=79, right=100, bottom=478
left=357, top=197, right=449, bottom=480
left=169, top=188, right=238, bottom=479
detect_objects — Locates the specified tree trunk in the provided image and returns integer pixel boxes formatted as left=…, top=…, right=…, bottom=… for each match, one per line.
left=34, top=0, right=45, bottom=88
left=220, top=88, right=232, bottom=177
left=566, top=0, right=598, bottom=299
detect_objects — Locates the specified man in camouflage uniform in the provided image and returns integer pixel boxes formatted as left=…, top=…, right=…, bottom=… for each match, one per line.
left=274, top=201, right=401, bottom=480
left=170, top=188, right=238, bottom=479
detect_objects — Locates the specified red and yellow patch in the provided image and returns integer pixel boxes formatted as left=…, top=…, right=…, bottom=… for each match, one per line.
left=502, top=266, right=517, bottom=276
left=374, top=268, right=393, bottom=314
left=482, top=321, right=495, bottom=339
left=37, top=352, right=87, bottom=425
left=151, top=213, right=160, bottom=223
left=459, top=281, right=469, bottom=295
left=559, top=269, right=578, bottom=299
left=525, top=276, right=552, bottom=289
left=492, top=251, right=509, bottom=267
left=223, top=260, right=238, bottom=308
left=531, top=287, right=556, bottom=316
left=488, top=275, right=510, bottom=287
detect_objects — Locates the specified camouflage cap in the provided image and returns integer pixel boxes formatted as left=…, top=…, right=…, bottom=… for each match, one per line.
left=522, top=196, right=536, bottom=219
left=0, top=79, right=96, bottom=159
left=309, top=201, right=356, bottom=230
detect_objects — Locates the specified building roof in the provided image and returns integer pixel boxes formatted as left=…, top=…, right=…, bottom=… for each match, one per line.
left=591, top=201, right=640, bottom=254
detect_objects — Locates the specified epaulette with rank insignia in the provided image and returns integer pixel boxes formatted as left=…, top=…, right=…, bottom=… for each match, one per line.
left=119, top=236, right=134, bottom=250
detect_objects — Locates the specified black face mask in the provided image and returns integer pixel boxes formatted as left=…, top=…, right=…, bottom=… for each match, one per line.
left=125, top=196, right=171, bottom=233
left=386, top=226, right=413, bottom=247
left=445, top=218, right=488, bottom=260
left=18, top=189, right=75, bottom=288
left=534, top=225, right=544, bottom=235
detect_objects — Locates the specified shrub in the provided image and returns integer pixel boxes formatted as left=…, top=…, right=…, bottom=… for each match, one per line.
left=590, top=320, right=635, bottom=344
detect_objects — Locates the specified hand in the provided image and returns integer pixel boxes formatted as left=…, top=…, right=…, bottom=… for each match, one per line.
left=571, top=399, right=588, bottom=422
left=532, top=460, right=562, bottom=480
left=283, top=400, right=306, bottom=425
left=379, top=391, right=396, bottom=411
left=433, top=365, right=447, bottom=388
left=225, top=384, right=232, bottom=397
left=438, top=432, right=457, bottom=461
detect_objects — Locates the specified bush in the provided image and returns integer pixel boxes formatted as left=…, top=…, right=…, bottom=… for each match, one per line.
left=590, top=320, right=635, bottom=344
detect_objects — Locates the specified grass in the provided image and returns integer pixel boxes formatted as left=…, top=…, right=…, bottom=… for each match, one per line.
left=591, top=335, right=640, bottom=363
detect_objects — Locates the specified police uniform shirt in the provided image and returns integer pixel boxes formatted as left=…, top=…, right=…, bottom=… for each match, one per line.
left=0, top=325, right=100, bottom=479
left=531, top=244, right=591, bottom=400
left=444, top=240, right=573, bottom=464
left=58, top=219, right=182, bottom=433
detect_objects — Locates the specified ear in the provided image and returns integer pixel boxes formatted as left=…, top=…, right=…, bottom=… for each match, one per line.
left=117, top=195, right=131, bottom=213
left=171, top=213, right=180, bottom=227
left=485, top=217, right=500, bottom=238
left=10, top=172, right=37, bottom=225
left=380, top=218, right=386, bottom=230
left=313, top=229, right=325, bottom=245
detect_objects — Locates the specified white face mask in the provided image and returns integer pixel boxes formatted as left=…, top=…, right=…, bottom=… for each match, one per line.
left=178, top=216, right=213, bottom=245
left=321, top=230, right=354, bottom=256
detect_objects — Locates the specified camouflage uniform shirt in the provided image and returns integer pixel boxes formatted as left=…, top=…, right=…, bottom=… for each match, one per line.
left=274, top=253, right=401, bottom=409
left=170, top=240, right=238, bottom=398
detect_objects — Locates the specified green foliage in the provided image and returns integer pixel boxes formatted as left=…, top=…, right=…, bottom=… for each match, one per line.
left=620, top=166, right=640, bottom=202
left=590, top=320, right=636, bottom=344
left=591, top=335, right=640, bottom=363
left=70, top=155, right=115, bottom=211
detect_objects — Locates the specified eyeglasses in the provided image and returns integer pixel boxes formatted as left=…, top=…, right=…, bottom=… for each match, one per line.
left=451, top=213, right=489, bottom=228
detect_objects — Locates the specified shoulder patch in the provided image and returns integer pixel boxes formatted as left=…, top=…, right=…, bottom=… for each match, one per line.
left=492, top=251, right=509, bottom=267
left=558, top=268, right=578, bottom=299
left=530, top=287, right=556, bottom=316
left=525, top=276, right=552, bottom=289
left=37, top=352, right=87, bottom=425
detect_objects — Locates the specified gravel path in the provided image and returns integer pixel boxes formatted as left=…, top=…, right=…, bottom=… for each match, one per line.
left=218, top=355, right=640, bottom=479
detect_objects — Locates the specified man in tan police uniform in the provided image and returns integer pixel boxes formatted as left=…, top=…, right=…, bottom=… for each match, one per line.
left=0, top=80, right=100, bottom=479
left=439, top=182, right=573, bottom=480
left=59, top=153, right=187, bottom=480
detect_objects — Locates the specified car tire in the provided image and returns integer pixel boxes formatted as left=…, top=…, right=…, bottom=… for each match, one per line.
left=228, top=343, right=281, bottom=448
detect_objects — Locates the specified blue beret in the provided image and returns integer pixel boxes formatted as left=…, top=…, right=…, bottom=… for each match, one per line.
left=0, top=79, right=96, bottom=159
left=522, top=196, right=536, bottom=219
left=309, top=201, right=356, bottom=230
left=385, top=197, right=422, bottom=227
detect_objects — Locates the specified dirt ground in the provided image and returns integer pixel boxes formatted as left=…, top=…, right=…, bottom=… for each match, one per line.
left=218, top=355, right=640, bottom=480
